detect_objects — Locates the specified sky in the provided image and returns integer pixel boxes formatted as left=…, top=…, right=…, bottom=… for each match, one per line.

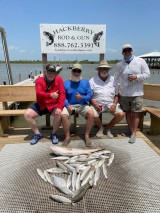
left=0, top=0, right=160, bottom=61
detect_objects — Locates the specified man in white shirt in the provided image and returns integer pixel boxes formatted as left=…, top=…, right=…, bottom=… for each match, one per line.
left=114, top=44, right=150, bottom=143
left=89, top=60, right=124, bottom=138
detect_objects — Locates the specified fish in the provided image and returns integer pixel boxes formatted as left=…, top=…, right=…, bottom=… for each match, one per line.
left=93, top=167, right=101, bottom=187
left=52, top=176, right=73, bottom=196
left=72, top=181, right=93, bottom=203
left=107, top=153, right=114, bottom=166
left=45, top=167, right=67, bottom=174
left=80, top=166, right=91, bottom=181
left=56, top=160, right=68, bottom=171
left=67, top=173, right=72, bottom=189
left=81, top=167, right=95, bottom=187
left=37, top=168, right=47, bottom=182
left=102, top=163, right=108, bottom=179
left=50, top=145, right=103, bottom=156
left=51, top=156, right=70, bottom=160
left=44, top=171, right=53, bottom=184
left=93, top=31, right=103, bottom=47
left=71, top=170, right=77, bottom=192
left=43, top=31, right=54, bottom=46
left=49, top=194, right=72, bottom=205
left=75, top=173, right=81, bottom=191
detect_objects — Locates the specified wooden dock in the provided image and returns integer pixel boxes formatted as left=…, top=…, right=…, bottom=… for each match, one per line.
left=0, top=121, right=159, bottom=156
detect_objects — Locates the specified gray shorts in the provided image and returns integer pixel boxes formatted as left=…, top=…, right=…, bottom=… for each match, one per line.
left=120, top=96, right=143, bottom=112
left=91, top=103, right=123, bottom=117
left=62, top=105, right=93, bottom=117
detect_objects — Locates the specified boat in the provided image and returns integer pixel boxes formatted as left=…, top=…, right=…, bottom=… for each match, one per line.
left=67, top=65, right=73, bottom=69
left=56, top=65, right=63, bottom=72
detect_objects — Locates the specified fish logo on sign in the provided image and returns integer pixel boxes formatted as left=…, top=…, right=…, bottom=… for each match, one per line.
left=93, top=31, right=103, bottom=47
left=43, top=31, right=55, bottom=46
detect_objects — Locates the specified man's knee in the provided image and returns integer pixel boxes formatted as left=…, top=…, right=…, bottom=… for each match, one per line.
left=115, top=111, right=125, bottom=119
left=86, top=109, right=94, bottom=118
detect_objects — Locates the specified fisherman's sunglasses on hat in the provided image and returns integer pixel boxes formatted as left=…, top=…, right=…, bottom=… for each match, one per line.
left=123, top=48, right=132, bottom=53
left=72, top=69, right=81, bottom=73
left=47, top=69, right=56, bottom=74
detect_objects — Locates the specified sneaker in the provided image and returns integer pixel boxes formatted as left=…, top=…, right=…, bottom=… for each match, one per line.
left=50, top=133, right=59, bottom=144
left=96, top=128, right=104, bottom=138
left=105, top=129, right=113, bottom=138
left=30, top=133, right=43, bottom=145
left=128, top=135, right=136, bottom=143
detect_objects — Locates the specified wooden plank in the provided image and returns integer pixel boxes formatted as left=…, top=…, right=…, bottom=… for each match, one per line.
left=0, top=109, right=26, bottom=116
left=144, top=107, right=160, bottom=119
left=0, top=85, right=36, bottom=102
left=149, top=115, right=160, bottom=135
left=143, top=84, right=160, bottom=101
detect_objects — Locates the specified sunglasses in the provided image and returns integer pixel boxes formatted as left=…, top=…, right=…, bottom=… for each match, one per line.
left=123, top=48, right=132, bottom=53
left=99, top=67, right=109, bottom=71
left=72, top=69, right=81, bottom=73
left=47, top=70, right=56, bottom=74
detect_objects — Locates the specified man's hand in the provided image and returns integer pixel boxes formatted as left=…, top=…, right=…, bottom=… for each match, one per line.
left=94, top=104, right=102, bottom=112
left=76, top=92, right=82, bottom=100
left=109, top=104, right=116, bottom=112
left=50, top=90, right=59, bottom=99
left=128, top=74, right=137, bottom=81
left=54, top=108, right=62, bottom=115
left=67, top=105, right=73, bottom=113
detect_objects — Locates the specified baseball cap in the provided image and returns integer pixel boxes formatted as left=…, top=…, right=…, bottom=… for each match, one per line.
left=122, top=44, right=132, bottom=51
left=72, top=63, right=82, bottom=71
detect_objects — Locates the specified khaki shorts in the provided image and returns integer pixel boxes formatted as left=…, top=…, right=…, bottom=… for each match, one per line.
left=91, top=103, right=123, bottom=117
left=120, top=96, right=143, bottom=112
left=62, top=105, right=93, bottom=117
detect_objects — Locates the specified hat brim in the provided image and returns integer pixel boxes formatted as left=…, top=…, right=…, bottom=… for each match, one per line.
left=96, top=65, right=112, bottom=70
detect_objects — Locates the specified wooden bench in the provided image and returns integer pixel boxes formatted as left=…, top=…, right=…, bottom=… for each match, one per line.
left=0, top=85, right=36, bottom=136
left=138, top=84, right=160, bottom=135
left=0, top=85, right=78, bottom=137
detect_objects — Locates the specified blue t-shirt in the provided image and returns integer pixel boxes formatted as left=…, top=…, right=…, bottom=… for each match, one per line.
left=64, top=79, right=92, bottom=107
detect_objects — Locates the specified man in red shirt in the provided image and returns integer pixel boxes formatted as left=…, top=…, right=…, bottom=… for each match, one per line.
left=24, top=64, right=65, bottom=145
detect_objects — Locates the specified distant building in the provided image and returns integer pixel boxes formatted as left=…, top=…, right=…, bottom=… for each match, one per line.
left=138, top=52, right=160, bottom=69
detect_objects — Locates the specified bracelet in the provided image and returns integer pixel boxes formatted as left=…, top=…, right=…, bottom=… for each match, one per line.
left=112, top=103, right=116, bottom=106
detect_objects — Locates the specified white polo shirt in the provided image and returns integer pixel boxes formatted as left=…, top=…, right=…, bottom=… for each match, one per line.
left=89, top=74, right=117, bottom=108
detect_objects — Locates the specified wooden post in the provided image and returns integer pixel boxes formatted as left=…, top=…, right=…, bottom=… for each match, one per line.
left=99, top=53, right=105, bottom=62
left=42, top=53, right=50, bottom=127
left=19, top=74, right=22, bottom=82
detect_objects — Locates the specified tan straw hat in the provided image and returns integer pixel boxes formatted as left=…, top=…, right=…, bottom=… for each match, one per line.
left=96, top=60, right=112, bottom=69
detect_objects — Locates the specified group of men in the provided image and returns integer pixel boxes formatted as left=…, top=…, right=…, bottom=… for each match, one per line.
left=24, top=44, right=150, bottom=147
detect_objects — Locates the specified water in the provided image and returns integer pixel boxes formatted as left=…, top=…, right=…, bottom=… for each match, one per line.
left=1, top=63, right=159, bottom=127
left=0, top=63, right=160, bottom=84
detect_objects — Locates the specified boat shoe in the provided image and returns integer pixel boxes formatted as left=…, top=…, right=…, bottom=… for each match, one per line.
left=50, top=133, right=59, bottom=144
left=30, top=133, right=43, bottom=145
left=128, top=135, right=136, bottom=143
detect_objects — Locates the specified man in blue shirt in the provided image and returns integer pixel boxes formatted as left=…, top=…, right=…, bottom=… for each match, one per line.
left=61, top=63, right=94, bottom=147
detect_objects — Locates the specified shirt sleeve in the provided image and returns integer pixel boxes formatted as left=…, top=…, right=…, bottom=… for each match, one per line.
left=137, top=58, right=150, bottom=81
left=114, top=63, right=121, bottom=95
left=81, top=80, right=92, bottom=102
